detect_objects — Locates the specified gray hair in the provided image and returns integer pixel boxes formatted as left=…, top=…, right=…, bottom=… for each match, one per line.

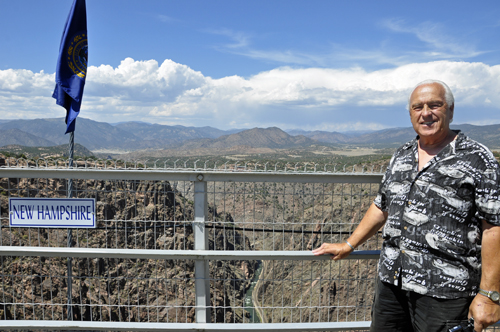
left=407, top=79, right=454, bottom=110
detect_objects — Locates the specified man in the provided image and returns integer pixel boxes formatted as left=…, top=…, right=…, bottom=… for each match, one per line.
left=313, top=80, right=500, bottom=332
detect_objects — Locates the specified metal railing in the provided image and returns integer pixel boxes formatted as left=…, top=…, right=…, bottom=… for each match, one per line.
left=0, top=158, right=498, bottom=331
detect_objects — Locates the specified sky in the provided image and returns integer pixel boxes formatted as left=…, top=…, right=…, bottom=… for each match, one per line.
left=0, top=0, right=499, bottom=132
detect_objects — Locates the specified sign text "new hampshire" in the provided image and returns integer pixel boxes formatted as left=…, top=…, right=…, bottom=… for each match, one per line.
left=9, top=198, right=96, bottom=228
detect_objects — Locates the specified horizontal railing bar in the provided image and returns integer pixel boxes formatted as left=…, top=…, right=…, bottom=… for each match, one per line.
left=0, top=168, right=383, bottom=184
left=0, top=246, right=380, bottom=260
left=2, top=320, right=499, bottom=331
left=0, top=320, right=372, bottom=331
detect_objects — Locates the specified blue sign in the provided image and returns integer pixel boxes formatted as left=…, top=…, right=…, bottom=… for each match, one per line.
left=9, top=198, right=96, bottom=228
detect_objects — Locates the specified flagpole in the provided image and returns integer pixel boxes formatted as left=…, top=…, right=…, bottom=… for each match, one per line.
left=67, top=131, right=74, bottom=320
left=52, top=0, right=87, bottom=320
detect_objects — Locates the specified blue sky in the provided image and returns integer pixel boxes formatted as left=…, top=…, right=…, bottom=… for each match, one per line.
left=1, top=0, right=499, bottom=132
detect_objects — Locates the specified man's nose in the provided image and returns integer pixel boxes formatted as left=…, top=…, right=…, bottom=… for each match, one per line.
left=422, top=104, right=432, bottom=115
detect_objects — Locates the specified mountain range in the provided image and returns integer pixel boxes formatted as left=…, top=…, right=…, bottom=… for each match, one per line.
left=1, top=118, right=499, bottom=156
left=0, top=118, right=241, bottom=151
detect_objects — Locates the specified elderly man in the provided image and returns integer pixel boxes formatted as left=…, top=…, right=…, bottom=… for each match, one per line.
left=313, top=80, right=500, bottom=332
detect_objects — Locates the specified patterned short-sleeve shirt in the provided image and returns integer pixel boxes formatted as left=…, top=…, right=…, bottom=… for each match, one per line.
left=374, top=131, right=500, bottom=299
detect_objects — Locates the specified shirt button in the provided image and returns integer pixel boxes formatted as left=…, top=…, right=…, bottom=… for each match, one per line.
left=402, top=250, right=405, bottom=254
left=404, top=226, right=407, bottom=230
left=408, top=201, right=411, bottom=205
left=394, top=276, right=397, bottom=279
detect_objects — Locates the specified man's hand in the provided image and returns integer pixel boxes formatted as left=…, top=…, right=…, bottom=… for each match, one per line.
left=312, top=203, right=387, bottom=261
left=312, top=242, right=353, bottom=260
left=471, top=221, right=500, bottom=331
left=469, top=294, right=500, bottom=331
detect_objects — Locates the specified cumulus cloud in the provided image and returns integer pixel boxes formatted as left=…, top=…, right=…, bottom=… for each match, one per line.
left=0, top=58, right=499, bottom=130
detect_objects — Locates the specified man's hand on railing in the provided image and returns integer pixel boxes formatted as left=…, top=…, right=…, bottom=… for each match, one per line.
left=468, top=293, right=500, bottom=332
left=312, top=242, right=354, bottom=261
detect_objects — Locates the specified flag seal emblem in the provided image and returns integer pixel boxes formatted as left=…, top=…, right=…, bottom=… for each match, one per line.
left=66, top=32, right=88, bottom=78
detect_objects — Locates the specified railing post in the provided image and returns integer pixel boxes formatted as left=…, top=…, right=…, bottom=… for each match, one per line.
left=193, top=174, right=211, bottom=323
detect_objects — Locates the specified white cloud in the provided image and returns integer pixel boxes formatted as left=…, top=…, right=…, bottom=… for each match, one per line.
left=382, top=19, right=485, bottom=60
left=207, top=28, right=329, bottom=67
left=0, top=58, right=499, bottom=130
left=208, top=29, right=251, bottom=49
left=207, top=20, right=488, bottom=69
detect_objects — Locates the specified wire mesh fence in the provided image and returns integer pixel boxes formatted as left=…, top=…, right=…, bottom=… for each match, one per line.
left=0, top=159, right=498, bottom=331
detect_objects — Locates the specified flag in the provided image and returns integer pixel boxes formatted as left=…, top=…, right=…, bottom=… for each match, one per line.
left=52, top=0, right=88, bottom=134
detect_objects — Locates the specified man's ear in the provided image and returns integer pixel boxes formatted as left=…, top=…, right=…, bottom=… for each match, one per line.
left=449, top=104, right=454, bottom=122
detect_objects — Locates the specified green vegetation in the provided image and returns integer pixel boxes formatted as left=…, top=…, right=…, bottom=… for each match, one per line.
left=1, top=152, right=27, bottom=159
left=0, top=143, right=393, bottom=172
left=0, top=143, right=94, bottom=159
left=144, top=152, right=392, bottom=172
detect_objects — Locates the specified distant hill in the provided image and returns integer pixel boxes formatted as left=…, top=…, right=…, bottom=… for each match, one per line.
left=349, top=127, right=417, bottom=148
left=1, top=118, right=500, bottom=154
left=121, top=127, right=321, bottom=159
left=0, top=118, right=240, bottom=151
left=453, top=124, right=500, bottom=148
left=0, top=128, right=57, bottom=147
left=344, top=124, right=500, bottom=149
left=0, top=143, right=94, bottom=158
left=0, top=118, right=139, bottom=150
left=294, top=130, right=354, bottom=144
left=291, top=125, right=500, bottom=149
left=179, top=127, right=315, bottom=150
left=113, top=122, right=243, bottom=147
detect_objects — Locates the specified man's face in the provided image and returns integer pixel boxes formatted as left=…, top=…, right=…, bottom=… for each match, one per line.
left=409, top=83, right=453, bottom=141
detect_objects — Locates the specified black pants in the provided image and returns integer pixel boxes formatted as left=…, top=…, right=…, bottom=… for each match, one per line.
left=370, top=278, right=472, bottom=332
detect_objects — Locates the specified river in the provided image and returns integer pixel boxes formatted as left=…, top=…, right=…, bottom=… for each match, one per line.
left=243, top=260, right=263, bottom=323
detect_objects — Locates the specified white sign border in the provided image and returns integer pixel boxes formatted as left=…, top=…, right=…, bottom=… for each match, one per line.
left=9, top=197, right=96, bottom=228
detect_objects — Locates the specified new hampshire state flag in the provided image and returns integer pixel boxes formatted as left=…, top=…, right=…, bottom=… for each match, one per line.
left=52, top=0, right=88, bottom=134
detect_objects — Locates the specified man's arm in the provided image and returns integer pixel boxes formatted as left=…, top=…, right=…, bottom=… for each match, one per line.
left=469, top=220, right=500, bottom=331
left=312, top=202, right=387, bottom=260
